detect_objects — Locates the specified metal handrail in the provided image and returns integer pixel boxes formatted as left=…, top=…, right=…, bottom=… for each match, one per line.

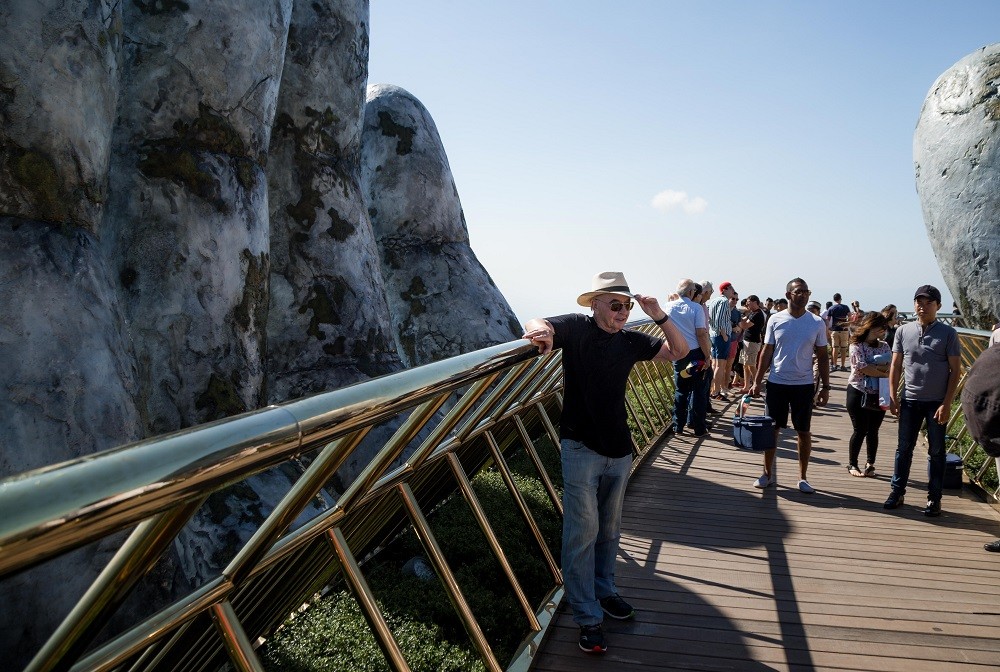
left=2, top=320, right=993, bottom=672
left=0, top=323, right=676, bottom=672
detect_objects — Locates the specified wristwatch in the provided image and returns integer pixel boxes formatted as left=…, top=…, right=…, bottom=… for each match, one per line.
left=654, top=314, right=670, bottom=325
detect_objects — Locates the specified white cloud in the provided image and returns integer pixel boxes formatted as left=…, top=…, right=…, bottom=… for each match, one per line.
left=651, top=189, right=708, bottom=215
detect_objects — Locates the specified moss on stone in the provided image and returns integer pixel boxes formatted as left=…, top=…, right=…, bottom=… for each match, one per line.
left=233, top=249, right=269, bottom=334
left=398, top=328, right=417, bottom=365
left=139, top=146, right=224, bottom=212
left=978, top=60, right=1000, bottom=120
left=205, top=481, right=261, bottom=525
left=299, top=283, right=340, bottom=341
left=400, top=276, right=427, bottom=316
left=377, top=111, right=415, bottom=155
left=133, top=0, right=192, bottom=16
left=235, top=161, right=256, bottom=191
left=10, top=147, right=67, bottom=222
left=322, top=336, right=347, bottom=356
left=120, top=266, right=138, bottom=290
left=326, top=207, right=356, bottom=241
left=196, top=372, right=247, bottom=420
left=285, top=182, right=323, bottom=229
left=138, top=103, right=257, bottom=211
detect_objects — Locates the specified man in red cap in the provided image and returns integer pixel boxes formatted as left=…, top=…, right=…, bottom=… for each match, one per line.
left=706, top=281, right=737, bottom=402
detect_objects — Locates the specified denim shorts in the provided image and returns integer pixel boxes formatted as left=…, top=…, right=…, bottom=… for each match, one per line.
left=711, top=334, right=729, bottom=359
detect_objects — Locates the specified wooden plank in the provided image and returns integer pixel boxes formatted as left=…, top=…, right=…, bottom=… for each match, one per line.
left=529, top=369, right=1000, bottom=671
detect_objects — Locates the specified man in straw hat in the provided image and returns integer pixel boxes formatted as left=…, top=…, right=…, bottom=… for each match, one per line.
left=524, top=271, right=687, bottom=654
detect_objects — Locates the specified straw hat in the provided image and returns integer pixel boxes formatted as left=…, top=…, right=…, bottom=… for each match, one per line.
left=577, top=271, right=634, bottom=307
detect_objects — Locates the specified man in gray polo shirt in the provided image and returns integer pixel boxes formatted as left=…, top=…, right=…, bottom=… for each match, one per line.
left=883, top=285, right=961, bottom=516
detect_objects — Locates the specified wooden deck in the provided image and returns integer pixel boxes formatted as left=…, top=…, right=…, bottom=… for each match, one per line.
left=529, top=369, right=1000, bottom=671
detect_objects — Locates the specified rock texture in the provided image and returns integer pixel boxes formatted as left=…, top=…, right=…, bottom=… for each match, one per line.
left=266, top=0, right=401, bottom=403
left=362, top=84, right=521, bottom=367
left=0, top=3, right=143, bottom=662
left=103, top=0, right=292, bottom=434
left=0, top=2, right=520, bottom=665
left=915, top=43, right=1000, bottom=328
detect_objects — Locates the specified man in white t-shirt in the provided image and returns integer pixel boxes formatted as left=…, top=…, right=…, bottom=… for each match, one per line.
left=748, top=278, right=831, bottom=493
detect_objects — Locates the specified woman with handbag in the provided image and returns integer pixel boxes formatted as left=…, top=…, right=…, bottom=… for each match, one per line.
left=845, top=312, right=891, bottom=477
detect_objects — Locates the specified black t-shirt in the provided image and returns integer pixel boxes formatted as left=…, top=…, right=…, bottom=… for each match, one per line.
left=549, top=313, right=662, bottom=458
left=828, top=303, right=851, bottom=331
left=744, top=309, right=766, bottom=343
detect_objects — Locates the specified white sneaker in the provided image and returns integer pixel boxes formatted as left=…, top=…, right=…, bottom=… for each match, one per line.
left=797, top=479, right=815, bottom=494
left=753, top=473, right=776, bottom=489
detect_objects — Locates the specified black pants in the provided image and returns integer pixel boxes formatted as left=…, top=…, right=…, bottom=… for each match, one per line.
left=845, top=385, right=886, bottom=467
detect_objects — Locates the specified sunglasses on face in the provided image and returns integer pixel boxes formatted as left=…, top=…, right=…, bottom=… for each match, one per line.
left=597, top=299, right=634, bottom=312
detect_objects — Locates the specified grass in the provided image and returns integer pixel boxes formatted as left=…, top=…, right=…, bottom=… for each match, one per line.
left=260, top=436, right=563, bottom=672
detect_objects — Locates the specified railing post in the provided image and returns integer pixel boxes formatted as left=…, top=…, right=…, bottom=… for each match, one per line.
left=24, top=498, right=205, bottom=672
left=326, top=527, right=412, bottom=671
left=485, top=431, right=562, bottom=584
left=210, top=600, right=265, bottom=672
left=396, top=483, right=504, bottom=672
left=446, top=453, right=541, bottom=630
left=513, top=415, right=563, bottom=517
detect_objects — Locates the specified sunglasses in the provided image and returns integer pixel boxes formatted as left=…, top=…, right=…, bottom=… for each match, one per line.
left=597, top=298, right=634, bottom=312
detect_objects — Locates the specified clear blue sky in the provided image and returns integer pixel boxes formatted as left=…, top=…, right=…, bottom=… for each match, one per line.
left=368, top=1, right=1000, bottom=324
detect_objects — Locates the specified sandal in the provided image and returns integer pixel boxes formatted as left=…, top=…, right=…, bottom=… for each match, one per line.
left=848, top=465, right=864, bottom=477
left=864, top=464, right=876, bottom=477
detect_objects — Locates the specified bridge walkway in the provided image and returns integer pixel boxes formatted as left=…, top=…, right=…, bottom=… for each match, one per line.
left=530, top=368, right=1000, bottom=671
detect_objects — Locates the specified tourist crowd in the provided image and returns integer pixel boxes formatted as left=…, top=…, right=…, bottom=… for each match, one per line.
left=522, top=271, right=999, bottom=655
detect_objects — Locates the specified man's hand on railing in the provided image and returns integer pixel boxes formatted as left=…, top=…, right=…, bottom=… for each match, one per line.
left=523, top=318, right=555, bottom=354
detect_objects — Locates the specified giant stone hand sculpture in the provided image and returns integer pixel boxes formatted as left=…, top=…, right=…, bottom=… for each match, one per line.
left=915, top=43, right=1000, bottom=328
left=0, top=1, right=520, bottom=666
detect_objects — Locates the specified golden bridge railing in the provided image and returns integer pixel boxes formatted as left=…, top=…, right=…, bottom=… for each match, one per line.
left=0, top=323, right=675, bottom=672
left=946, top=328, right=1000, bottom=507
left=3, top=319, right=993, bottom=672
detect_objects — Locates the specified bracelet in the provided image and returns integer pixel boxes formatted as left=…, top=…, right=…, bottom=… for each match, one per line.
left=654, top=313, right=670, bottom=325
left=821, top=385, right=831, bottom=390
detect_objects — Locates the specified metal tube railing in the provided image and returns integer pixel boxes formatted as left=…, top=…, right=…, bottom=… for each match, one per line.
left=2, top=320, right=992, bottom=672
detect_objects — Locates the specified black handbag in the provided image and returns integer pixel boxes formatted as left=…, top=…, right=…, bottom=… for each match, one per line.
left=861, top=388, right=882, bottom=410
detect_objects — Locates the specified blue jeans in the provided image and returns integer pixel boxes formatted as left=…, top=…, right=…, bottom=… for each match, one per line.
left=561, top=438, right=631, bottom=626
left=673, top=350, right=708, bottom=434
left=890, top=398, right=947, bottom=502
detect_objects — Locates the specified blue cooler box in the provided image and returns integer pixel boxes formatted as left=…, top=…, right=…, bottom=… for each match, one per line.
left=929, top=452, right=963, bottom=489
left=732, top=398, right=775, bottom=451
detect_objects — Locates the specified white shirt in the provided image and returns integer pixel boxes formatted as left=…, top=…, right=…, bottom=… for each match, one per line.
left=764, top=310, right=829, bottom=385
left=665, top=296, right=706, bottom=351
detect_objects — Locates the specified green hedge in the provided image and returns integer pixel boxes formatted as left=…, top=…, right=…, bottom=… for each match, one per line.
left=261, top=437, right=563, bottom=672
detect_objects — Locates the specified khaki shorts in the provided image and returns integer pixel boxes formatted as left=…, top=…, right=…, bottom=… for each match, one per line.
left=741, top=340, right=762, bottom=365
left=831, top=330, right=850, bottom=349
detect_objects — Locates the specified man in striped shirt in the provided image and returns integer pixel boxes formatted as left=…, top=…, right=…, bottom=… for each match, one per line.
left=706, top=281, right=736, bottom=400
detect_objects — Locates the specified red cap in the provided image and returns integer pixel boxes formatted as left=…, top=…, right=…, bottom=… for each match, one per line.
left=719, top=281, right=733, bottom=293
